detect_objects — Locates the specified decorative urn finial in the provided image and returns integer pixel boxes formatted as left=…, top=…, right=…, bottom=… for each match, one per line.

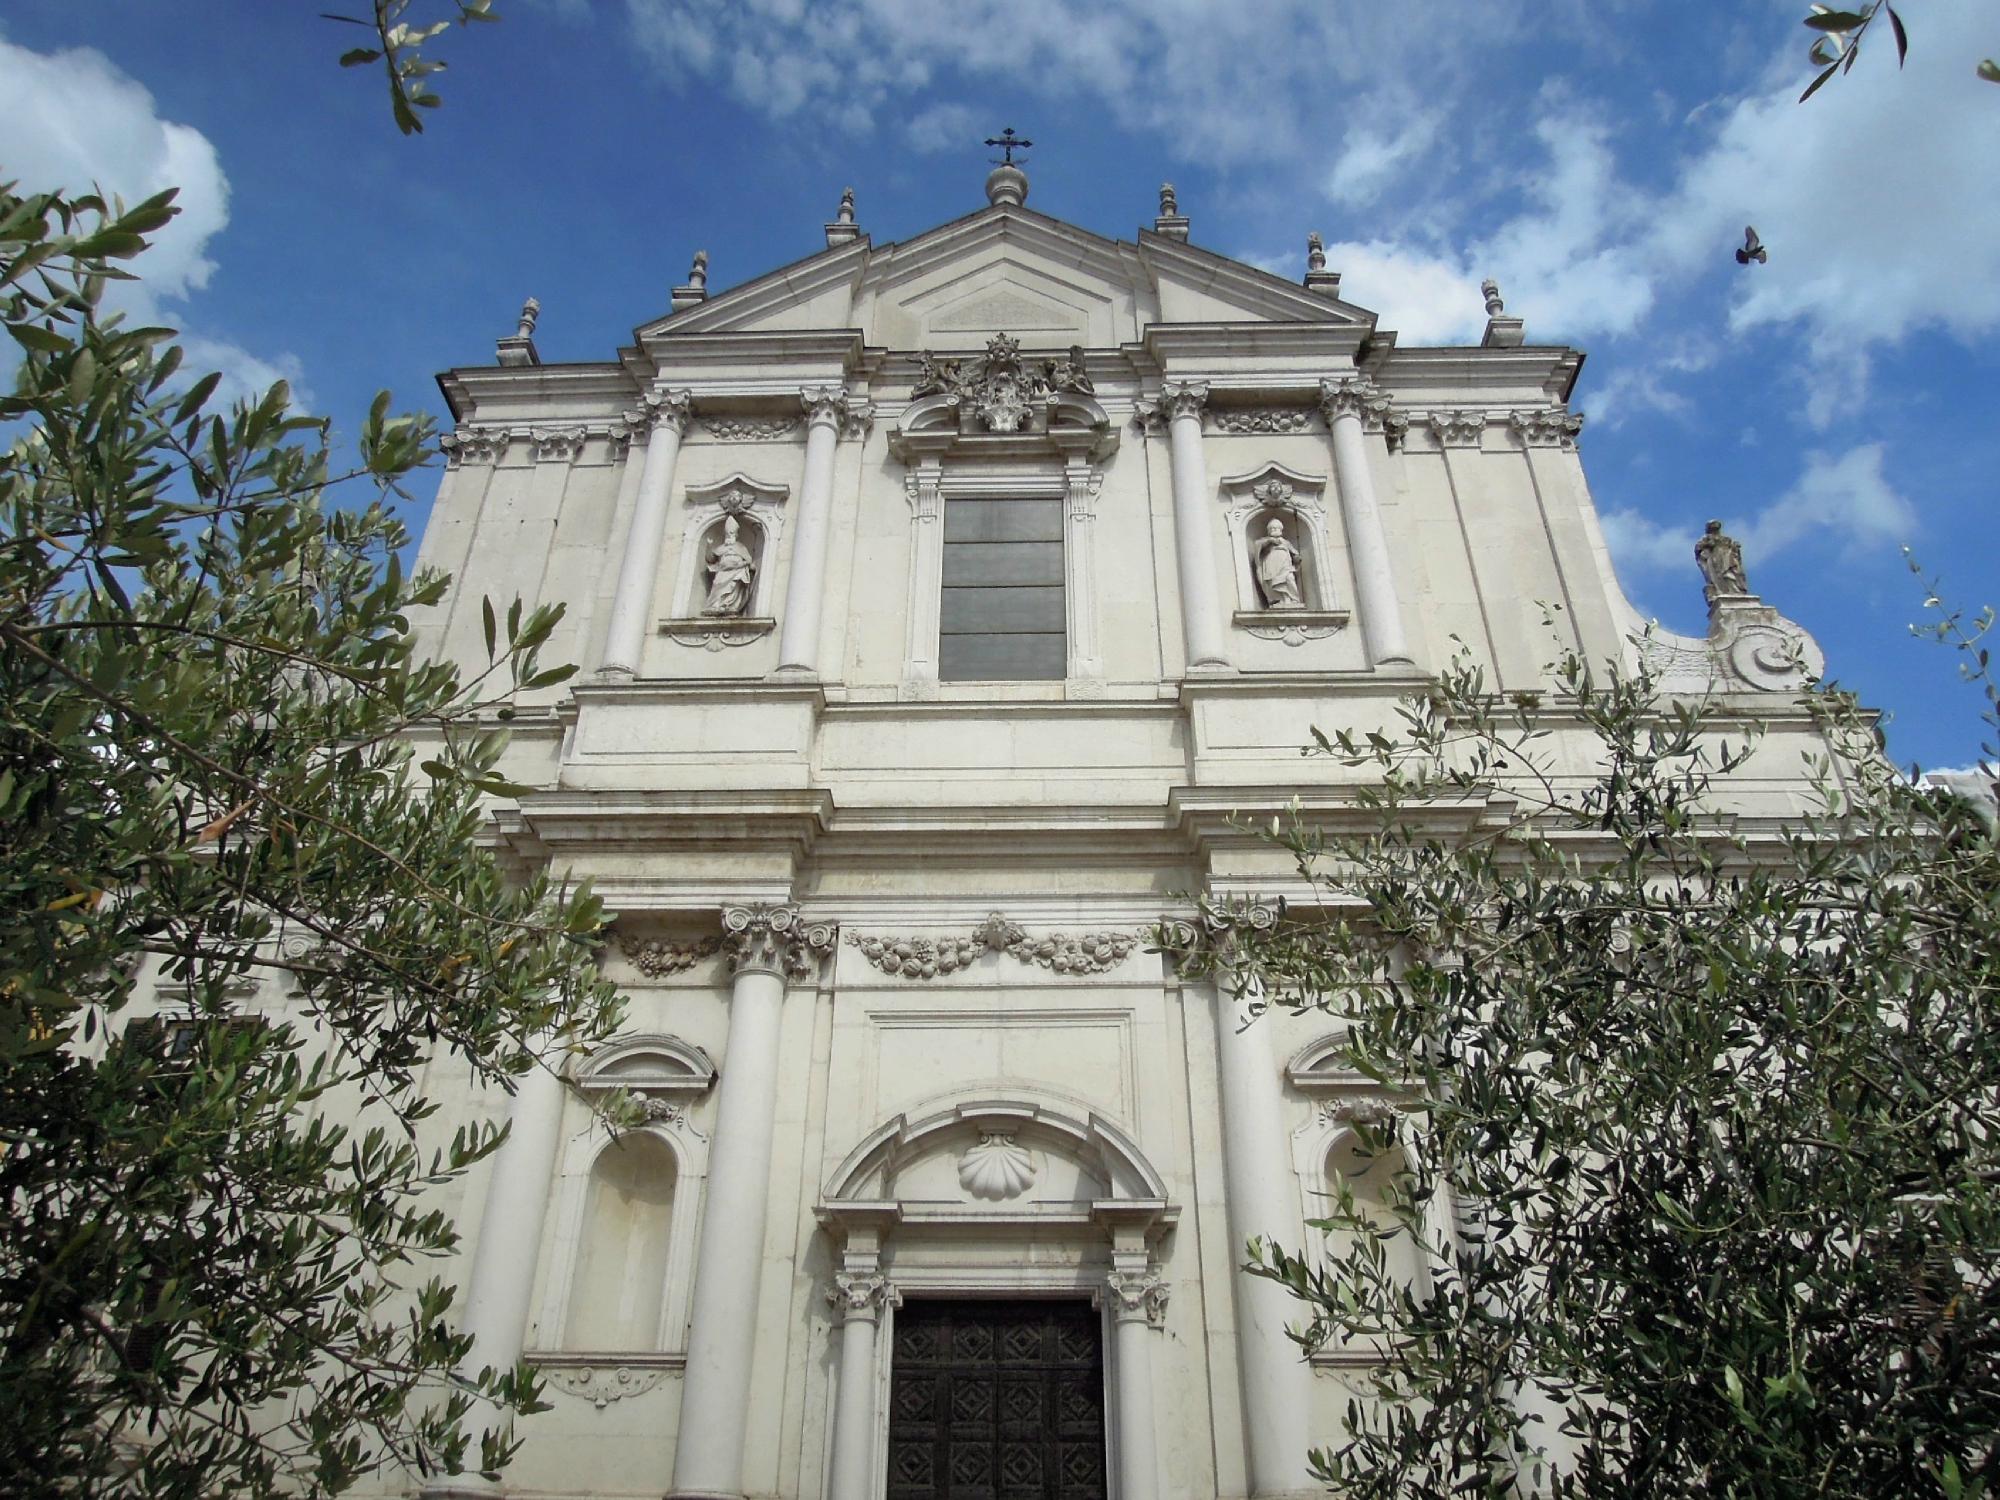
left=1482, top=277, right=1505, bottom=316
left=689, top=249, right=709, bottom=292
left=516, top=296, right=540, bottom=339
left=1306, top=233, right=1326, bottom=273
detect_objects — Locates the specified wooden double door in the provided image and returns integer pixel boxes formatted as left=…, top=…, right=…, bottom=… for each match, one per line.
left=887, top=1299, right=1107, bottom=1500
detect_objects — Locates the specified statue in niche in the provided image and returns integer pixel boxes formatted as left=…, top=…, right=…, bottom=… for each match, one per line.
left=701, top=516, right=756, bottom=617
left=1694, top=518, right=1749, bottom=606
left=1253, top=517, right=1305, bottom=610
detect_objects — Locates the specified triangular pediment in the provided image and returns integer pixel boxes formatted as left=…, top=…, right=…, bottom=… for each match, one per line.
left=640, top=203, right=1376, bottom=349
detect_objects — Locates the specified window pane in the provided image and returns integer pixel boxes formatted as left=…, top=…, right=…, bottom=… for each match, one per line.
left=940, top=633, right=1066, bottom=680
left=944, top=499, right=1063, bottom=543
left=942, top=541, right=1064, bottom=587
left=939, top=586, right=1066, bottom=635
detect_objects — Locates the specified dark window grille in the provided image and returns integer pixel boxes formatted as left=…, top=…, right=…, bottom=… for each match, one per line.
left=939, top=498, right=1065, bottom=681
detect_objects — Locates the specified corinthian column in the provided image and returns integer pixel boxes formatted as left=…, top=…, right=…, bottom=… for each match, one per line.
left=1103, top=1268, right=1167, bottom=1500
left=825, top=1272, right=895, bottom=1500
left=669, top=905, right=834, bottom=1500
left=776, top=387, right=868, bottom=675
left=1158, top=380, right=1231, bottom=671
left=600, top=389, right=693, bottom=676
left=1319, top=376, right=1412, bottom=666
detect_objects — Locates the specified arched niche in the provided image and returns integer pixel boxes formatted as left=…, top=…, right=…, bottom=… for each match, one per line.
left=665, top=474, right=787, bottom=643
left=1220, top=462, right=1340, bottom=615
left=530, top=1034, right=715, bottom=1360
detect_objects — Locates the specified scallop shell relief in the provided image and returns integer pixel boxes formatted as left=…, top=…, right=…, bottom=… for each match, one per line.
left=957, top=1130, right=1037, bottom=1201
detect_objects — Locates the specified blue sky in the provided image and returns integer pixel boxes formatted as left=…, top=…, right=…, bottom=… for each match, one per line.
left=4, top=0, right=1996, bottom=769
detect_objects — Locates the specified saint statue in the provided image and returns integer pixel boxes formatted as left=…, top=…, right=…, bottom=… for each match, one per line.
left=1253, top=518, right=1305, bottom=610
left=701, top=516, right=756, bottom=617
left=1694, top=518, right=1749, bottom=606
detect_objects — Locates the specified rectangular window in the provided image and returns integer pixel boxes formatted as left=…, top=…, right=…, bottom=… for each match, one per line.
left=938, top=498, right=1065, bottom=680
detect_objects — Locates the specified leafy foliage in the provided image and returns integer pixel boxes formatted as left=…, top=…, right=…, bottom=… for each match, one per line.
left=324, top=0, right=501, bottom=134
left=1192, top=629, right=2000, bottom=1499
left=1797, top=4, right=2000, bottom=100
left=0, top=183, right=623, bottom=1495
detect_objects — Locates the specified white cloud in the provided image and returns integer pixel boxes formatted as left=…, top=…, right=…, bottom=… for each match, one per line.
left=1731, top=442, right=1915, bottom=561
left=0, top=37, right=307, bottom=410
left=1325, top=103, right=1441, bottom=207
left=904, top=101, right=979, bottom=155
left=1600, top=507, right=1695, bottom=576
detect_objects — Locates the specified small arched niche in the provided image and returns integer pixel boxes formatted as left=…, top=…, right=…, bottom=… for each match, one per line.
left=665, top=474, right=787, bottom=647
left=1220, top=463, right=1339, bottom=615
left=1322, top=1126, right=1424, bottom=1301
left=564, top=1133, right=677, bottom=1351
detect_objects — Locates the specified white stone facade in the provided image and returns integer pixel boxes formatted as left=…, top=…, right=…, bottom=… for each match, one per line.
left=371, top=179, right=1835, bottom=1500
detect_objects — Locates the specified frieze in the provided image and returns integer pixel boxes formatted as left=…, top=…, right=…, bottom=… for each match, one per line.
left=1211, top=407, right=1315, bottom=435
left=541, top=1362, right=669, bottom=1408
left=847, top=911, right=1137, bottom=980
left=616, top=930, right=722, bottom=978
left=701, top=415, right=801, bottom=442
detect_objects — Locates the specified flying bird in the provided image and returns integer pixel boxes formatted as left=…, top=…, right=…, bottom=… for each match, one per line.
left=1735, top=226, right=1768, bottom=265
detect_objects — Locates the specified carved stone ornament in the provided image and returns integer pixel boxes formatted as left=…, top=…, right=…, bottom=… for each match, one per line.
left=1508, top=405, right=1585, bottom=449
left=800, top=386, right=871, bottom=438
left=529, top=426, right=588, bottom=464
left=1695, top=519, right=1750, bottom=606
left=701, top=415, right=801, bottom=441
left=440, top=427, right=509, bottom=467
left=847, top=912, right=1136, bottom=980
left=957, top=1130, right=1038, bottom=1201
left=1213, top=407, right=1315, bottom=435
left=661, top=616, right=775, bottom=653
left=1318, top=1097, right=1399, bottom=1129
left=1156, top=898, right=1282, bottom=975
left=909, top=333, right=1095, bottom=432
left=1102, top=1269, right=1170, bottom=1327
left=640, top=388, right=695, bottom=436
left=1153, top=380, right=1210, bottom=425
left=541, top=1363, right=668, bottom=1408
left=1317, top=375, right=1386, bottom=425
left=722, top=903, right=836, bottom=980
left=1238, top=611, right=1348, bottom=646
left=1427, top=409, right=1488, bottom=448
left=826, top=1273, right=895, bottom=1318
left=616, top=930, right=722, bottom=978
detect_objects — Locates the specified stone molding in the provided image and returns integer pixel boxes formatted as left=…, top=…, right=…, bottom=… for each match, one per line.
left=847, top=912, right=1137, bottom=980
left=1212, top=407, right=1315, bottom=435
left=539, top=1360, right=675, bottom=1408
left=721, top=903, right=836, bottom=980
left=659, top=615, right=776, bottom=652
left=1234, top=609, right=1350, bottom=645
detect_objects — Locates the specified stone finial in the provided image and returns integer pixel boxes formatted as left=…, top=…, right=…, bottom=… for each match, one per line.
left=1153, top=181, right=1190, bottom=242
left=1480, top=275, right=1525, bottom=348
left=1306, top=233, right=1326, bottom=273
left=984, top=126, right=1032, bottom=207
left=671, top=250, right=710, bottom=312
left=825, top=186, right=863, bottom=247
left=496, top=296, right=541, bottom=367
left=1304, top=232, right=1340, bottom=296
left=1159, top=182, right=1179, bottom=217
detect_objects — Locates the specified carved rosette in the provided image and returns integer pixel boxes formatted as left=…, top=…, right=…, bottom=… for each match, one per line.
left=641, top=388, right=695, bottom=437
left=616, top=930, right=723, bottom=978
left=1507, top=406, right=1585, bottom=449
left=825, top=1273, right=897, bottom=1321
left=1102, top=1269, right=1170, bottom=1326
left=722, top=903, right=836, bottom=981
left=702, top=415, right=801, bottom=441
left=1427, top=409, right=1487, bottom=448
left=1213, top=407, right=1315, bottom=435
left=542, top=1363, right=668, bottom=1408
left=846, top=912, right=1136, bottom=980
left=957, top=1130, right=1038, bottom=1201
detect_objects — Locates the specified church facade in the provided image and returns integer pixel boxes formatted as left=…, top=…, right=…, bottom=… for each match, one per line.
left=399, top=161, right=1827, bottom=1500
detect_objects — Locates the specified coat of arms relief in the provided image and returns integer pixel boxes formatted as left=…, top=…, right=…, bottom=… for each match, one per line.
left=910, top=332, right=1095, bottom=433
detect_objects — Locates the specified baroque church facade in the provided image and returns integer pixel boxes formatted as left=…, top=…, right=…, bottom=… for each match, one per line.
left=396, top=159, right=1826, bottom=1500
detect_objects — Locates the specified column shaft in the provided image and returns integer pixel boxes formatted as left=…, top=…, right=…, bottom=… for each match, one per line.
left=601, top=393, right=691, bottom=675
left=776, top=397, right=843, bottom=674
left=1324, top=392, right=1412, bottom=666
left=1213, top=992, right=1315, bottom=1499
left=1161, top=384, right=1229, bottom=670
left=1111, top=1308, right=1160, bottom=1500
left=826, top=1288, right=884, bottom=1500
left=669, top=965, right=786, bottom=1500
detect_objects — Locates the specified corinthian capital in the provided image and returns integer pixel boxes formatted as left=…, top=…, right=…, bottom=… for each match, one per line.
left=1155, top=380, right=1210, bottom=424
left=1101, top=1268, right=1170, bottom=1326
left=800, top=385, right=847, bottom=427
left=825, top=1273, right=896, bottom=1320
left=641, top=388, right=694, bottom=436
left=721, top=903, right=836, bottom=980
left=1317, top=374, right=1384, bottom=424
left=1428, top=408, right=1488, bottom=448
left=1507, top=405, right=1585, bottom=449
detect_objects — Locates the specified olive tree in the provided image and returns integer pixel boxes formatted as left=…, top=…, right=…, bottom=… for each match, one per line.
left=1181, top=622, right=2000, bottom=1499
left=0, top=183, right=623, bottom=1496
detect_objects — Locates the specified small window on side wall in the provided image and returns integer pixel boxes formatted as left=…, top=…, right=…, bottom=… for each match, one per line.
left=938, top=496, right=1065, bottom=680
